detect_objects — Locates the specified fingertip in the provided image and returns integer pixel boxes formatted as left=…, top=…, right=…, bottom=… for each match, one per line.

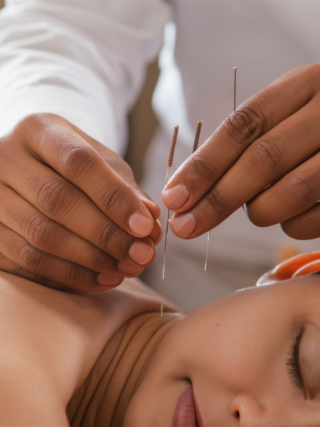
left=140, top=196, right=161, bottom=220
left=170, top=212, right=196, bottom=239
left=150, top=219, right=162, bottom=245
left=118, top=262, right=144, bottom=276
left=162, top=184, right=190, bottom=211
left=128, top=242, right=155, bottom=265
left=128, top=212, right=154, bottom=236
left=97, top=274, right=123, bottom=287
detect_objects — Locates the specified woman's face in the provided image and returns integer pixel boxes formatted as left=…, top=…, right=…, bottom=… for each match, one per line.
left=124, top=254, right=320, bottom=426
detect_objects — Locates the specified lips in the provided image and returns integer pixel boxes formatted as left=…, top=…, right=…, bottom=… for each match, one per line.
left=172, top=387, right=198, bottom=427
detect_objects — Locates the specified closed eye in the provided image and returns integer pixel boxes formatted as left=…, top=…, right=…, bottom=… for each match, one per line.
left=286, top=326, right=305, bottom=390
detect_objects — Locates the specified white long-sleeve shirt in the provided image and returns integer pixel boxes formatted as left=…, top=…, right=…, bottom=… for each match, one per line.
left=0, top=0, right=171, bottom=155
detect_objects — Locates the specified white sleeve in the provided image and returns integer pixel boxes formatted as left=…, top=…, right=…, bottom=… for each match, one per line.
left=0, top=0, right=171, bottom=155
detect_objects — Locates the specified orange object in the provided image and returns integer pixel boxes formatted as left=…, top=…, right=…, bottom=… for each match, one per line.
left=275, top=251, right=320, bottom=280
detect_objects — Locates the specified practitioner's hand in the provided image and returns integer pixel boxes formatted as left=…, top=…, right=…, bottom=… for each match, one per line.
left=0, top=113, right=162, bottom=291
left=162, top=63, right=320, bottom=240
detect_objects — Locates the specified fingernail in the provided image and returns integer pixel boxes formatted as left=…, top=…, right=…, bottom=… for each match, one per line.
left=171, top=212, right=196, bottom=238
left=163, top=184, right=190, bottom=210
left=129, top=242, right=154, bottom=265
left=97, top=274, right=122, bottom=287
left=129, top=213, right=153, bottom=235
left=118, top=262, right=144, bottom=275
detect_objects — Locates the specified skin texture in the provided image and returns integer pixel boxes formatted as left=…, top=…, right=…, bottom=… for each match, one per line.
left=0, top=113, right=162, bottom=291
left=162, top=63, right=320, bottom=241
left=2, top=253, right=320, bottom=425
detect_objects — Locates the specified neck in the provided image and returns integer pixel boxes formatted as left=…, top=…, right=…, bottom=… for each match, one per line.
left=67, top=312, right=182, bottom=427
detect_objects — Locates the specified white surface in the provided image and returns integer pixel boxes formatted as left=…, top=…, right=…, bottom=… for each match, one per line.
left=0, top=0, right=171, bottom=154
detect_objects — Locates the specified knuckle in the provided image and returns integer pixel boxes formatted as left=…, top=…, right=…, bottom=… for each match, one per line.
left=204, top=187, right=225, bottom=215
left=20, top=244, right=44, bottom=273
left=91, top=248, right=114, bottom=271
left=303, top=64, right=320, bottom=96
left=99, top=222, right=120, bottom=250
left=37, top=179, right=74, bottom=217
left=250, top=139, right=284, bottom=176
left=189, top=155, right=216, bottom=182
left=223, top=105, right=268, bottom=147
left=101, top=187, right=124, bottom=213
left=16, top=113, right=55, bottom=137
left=68, top=263, right=82, bottom=284
left=24, top=214, right=54, bottom=249
left=288, top=174, right=318, bottom=206
left=62, top=145, right=98, bottom=178
left=67, top=263, right=94, bottom=287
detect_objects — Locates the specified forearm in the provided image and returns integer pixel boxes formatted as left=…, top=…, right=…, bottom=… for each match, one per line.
left=0, top=0, right=171, bottom=154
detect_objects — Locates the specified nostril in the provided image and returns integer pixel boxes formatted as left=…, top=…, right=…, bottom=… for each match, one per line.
left=230, top=406, right=240, bottom=419
left=230, top=394, right=264, bottom=424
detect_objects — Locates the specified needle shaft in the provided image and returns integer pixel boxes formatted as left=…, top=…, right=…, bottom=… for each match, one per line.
left=233, top=66, right=238, bottom=112
left=161, top=167, right=170, bottom=318
left=204, top=230, right=211, bottom=272
left=160, top=126, right=179, bottom=318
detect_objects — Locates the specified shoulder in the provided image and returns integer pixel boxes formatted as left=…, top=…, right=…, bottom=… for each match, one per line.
left=0, top=272, right=176, bottom=399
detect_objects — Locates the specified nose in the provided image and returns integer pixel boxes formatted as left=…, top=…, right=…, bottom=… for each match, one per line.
left=230, top=394, right=265, bottom=426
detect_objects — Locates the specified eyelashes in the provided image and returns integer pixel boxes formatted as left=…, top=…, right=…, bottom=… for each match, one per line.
left=286, top=327, right=304, bottom=390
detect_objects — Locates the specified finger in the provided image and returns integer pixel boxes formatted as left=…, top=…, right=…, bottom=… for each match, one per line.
left=3, top=158, right=156, bottom=267
left=149, top=219, right=162, bottom=245
left=0, top=184, right=145, bottom=278
left=170, top=92, right=320, bottom=238
left=162, top=65, right=319, bottom=213
left=281, top=204, right=320, bottom=240
left=20, top=114, right=155, bottom=237
left=71, top=122, right=162, bottom=221
left=139, top=196, right=161, bottom=220
left=245, top=149, right=320, bottom=228
left=0, top=222, right=124, bottom=291
left=0, top=253, right=51, bottom=285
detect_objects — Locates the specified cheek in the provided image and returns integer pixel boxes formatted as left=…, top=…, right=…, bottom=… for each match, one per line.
left=187, top=309, right=291, bottom=392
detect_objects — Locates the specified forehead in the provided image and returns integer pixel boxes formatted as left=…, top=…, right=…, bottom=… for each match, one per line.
left=187, top=274, right=320, bottom=326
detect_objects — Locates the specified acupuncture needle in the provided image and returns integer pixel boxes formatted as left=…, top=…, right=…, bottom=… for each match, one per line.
left=204, top=66, right=239, bottom=272
left=160, top=125, right=179, bottom=318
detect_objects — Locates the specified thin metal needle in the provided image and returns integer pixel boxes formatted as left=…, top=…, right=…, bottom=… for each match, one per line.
left=161, top=125, right=179, bottom=318
left=233, top=66, right=238, bottom=112
left=204, top=229, right=211, bottom=272
left=205, top=67, right=238, bottom=272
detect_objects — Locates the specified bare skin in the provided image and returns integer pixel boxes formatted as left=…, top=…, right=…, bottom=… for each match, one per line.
left=3, top=253, right=320, bottom=425
left=162, top=63, right=320, bottom=242
left=0, top=272, right=178, bottom=426
left=0, top=113, right=162, bottom=291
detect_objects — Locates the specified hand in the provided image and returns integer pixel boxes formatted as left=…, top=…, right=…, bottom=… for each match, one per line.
left=0, top=113, right=162, bottom=291
left=162, top=63, right=320, bottom=240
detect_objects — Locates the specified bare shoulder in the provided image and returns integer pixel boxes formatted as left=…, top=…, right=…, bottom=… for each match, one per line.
left=0, top=273, right=177, bottom=424
left=0, top=273, right=176, bottom=396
